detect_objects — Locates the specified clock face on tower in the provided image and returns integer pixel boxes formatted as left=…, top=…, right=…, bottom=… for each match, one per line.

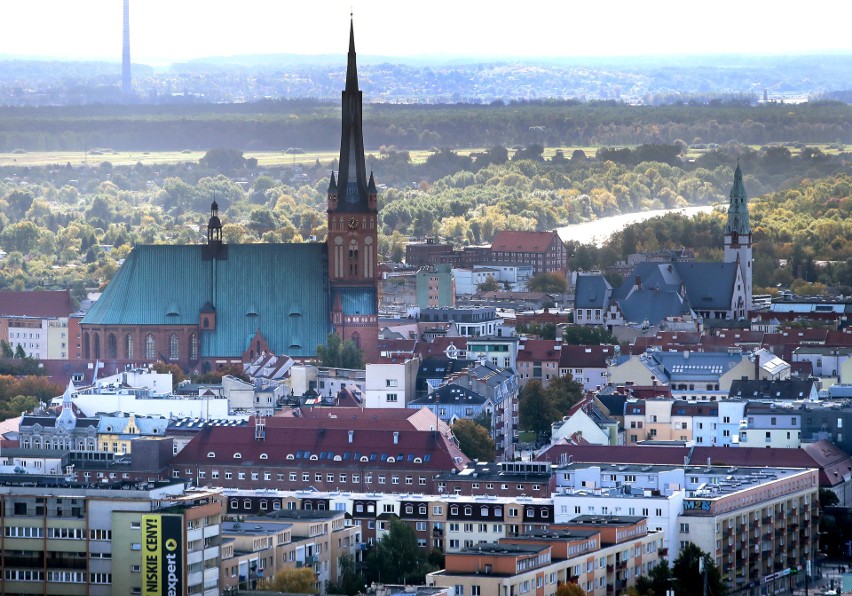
left=347, top=218, right=359, bottom=230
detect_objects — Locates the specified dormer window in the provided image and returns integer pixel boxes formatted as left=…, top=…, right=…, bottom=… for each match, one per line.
left=260, top=453, right=268, bottom=460
left=233, top=453, right=242, bottom=459
left=207, top=452, right=216, bottom=458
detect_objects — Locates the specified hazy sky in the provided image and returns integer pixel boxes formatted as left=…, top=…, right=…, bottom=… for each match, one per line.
left=1, top=0, right=849, bottom=64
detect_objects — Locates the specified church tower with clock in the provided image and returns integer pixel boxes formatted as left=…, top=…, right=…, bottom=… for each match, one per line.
left=326, top=18, right=379, bottom=362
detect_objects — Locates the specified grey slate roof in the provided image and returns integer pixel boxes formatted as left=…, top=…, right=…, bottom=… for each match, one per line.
left=616, top=288, right=692, bottom=326
left=574, top=274, right=612, bottom=309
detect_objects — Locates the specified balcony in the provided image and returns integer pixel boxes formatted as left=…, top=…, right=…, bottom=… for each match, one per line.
left=616, top=561, right=627, bottom=570
left=606, top=584, right=614, bottom=593
left=607, top=564, right=615, bottom=573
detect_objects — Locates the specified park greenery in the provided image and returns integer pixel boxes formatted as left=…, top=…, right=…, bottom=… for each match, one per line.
left=363, top=517, right=438, bottom=585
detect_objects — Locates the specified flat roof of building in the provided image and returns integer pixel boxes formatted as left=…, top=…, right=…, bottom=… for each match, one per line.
left=567, top=515, right=645, bottom=526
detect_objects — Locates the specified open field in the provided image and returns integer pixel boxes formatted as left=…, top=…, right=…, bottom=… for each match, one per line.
left=0, top=144, right=841, bottom=169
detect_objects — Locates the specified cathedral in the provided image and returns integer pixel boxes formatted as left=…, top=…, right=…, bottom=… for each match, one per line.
left=80, top=21, right=379, bottom=372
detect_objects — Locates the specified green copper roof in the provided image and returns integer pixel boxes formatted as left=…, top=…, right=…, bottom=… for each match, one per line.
left=82, top=243, right=332, bottom=358
left=726, top=163, right=750, bottom=235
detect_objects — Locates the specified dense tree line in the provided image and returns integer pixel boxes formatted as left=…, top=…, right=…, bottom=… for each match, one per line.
left=0, top=145, right=846, bottom=295
left=0, top=100, right=849, bottom=152
left=583, top=173, right=852, bottom=294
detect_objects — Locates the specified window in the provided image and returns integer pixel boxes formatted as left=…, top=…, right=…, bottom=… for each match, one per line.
left=386, top=379, right=398, bottom=387
left=386, top=393, right=398, bottom=403
left=169, top=333, right=179, bottom=360
left=145, top=334, right=155, bottom=359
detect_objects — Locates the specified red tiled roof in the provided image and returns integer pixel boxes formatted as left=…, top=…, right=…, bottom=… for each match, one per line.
left=0, top=290, right=73, bottom=318
left=491, top=230, right=559, bottom=254
left=826, top=331, right=852, bottom=347
left=173, top=413, right=468, bottom=470
left=559, top=345, right=615, bottom=368
left=414, top=337, right=468, bottom=358
left=518, top=340, right=561, bottom=362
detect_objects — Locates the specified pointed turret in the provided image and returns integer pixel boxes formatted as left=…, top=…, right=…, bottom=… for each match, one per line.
left=56, top=379, right=78, bottom=431
left=726, top=161, right=750, bottom=236
left=327, top=171, right=339, bottom=211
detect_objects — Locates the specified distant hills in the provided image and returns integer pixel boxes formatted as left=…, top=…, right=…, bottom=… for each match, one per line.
left=0, top=53, right=849, bottom=106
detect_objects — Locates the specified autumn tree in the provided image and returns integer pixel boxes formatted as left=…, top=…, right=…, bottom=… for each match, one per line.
left=476, top=275, right=500, bottom=293
left=258, top=567, right=317, bottom=593
left=556, top=583, right=587, bottom=596
left=527, top=272, right=568, bottom=294
left=452, top=418, right=496, bottom=461
left=152, top=362, right=188, bottom=390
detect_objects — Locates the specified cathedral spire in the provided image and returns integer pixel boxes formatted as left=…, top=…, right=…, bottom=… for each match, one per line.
left=334, top=16, right=372, bottom=213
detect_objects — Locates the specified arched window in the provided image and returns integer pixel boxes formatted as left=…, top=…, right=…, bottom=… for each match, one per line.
left=189, top=334, right=198, bottom=361
left=169, top=333, right=179, bottom=361
left=125, top=334, right=134, bottom=359
left=145, top=334, right=156, bottom=360
left=203, top=317, right=209, bottom=329
left=93, top=333, right=101, bottom=359
left=107, top=333, right=117, bottom=359
left=349, top=239, right=359, bottom=275
left=83, top=332, right=90, bottom=359
left=351, top=332, right=361, bottom=350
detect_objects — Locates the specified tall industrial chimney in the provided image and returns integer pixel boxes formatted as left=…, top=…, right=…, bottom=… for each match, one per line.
left=122, top=0, right=132, bottom=94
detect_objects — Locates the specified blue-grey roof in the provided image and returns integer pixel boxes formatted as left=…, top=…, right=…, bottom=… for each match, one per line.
left=408, top=383, right=488, bottom=406
left=574, top=274, right=612, bottom=309
left=646, top=350, right=743, bottom=382
left=615, top=289, right=692, bottom=326
left=613, top=261, right=736, bottom=312
left=82, top=243, right=333, bottom=358
left=673, top=262, right=737, bottom=310
left=98, top=415, right=169, bottom=435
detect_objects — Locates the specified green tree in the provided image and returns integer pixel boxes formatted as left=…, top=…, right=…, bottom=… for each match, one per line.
left=519, top=380, right=559, bottom=442
left=259, top=567, right=317, bottom=593
left=672, top=543, right=727, bottom=596
left=820, top=487, right=840, bottom=508
left=199, top=148, right=248, bottom=172
left=364, top=517, right=435, bottom=584
left=326, top=554, right=362, bottom=596
left=14, top=344, right=26, bottom=359
left=316, top=333, right=365, bottom=370
left=476, top=275, right=500, bottom=293
left=0, top=340, right=13, bottom=358
left=452, top=418, right=496, bottom=461
left=527, top=271, right=568, bottom=294
left=562, top=325, right=618, bottom=345
left=634, top=558, right=672, bottom=596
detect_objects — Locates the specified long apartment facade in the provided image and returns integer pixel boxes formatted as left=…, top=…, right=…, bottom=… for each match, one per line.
left=426, top=516, right=662, bottom=596
left=550, top=461, right=819, bottom=595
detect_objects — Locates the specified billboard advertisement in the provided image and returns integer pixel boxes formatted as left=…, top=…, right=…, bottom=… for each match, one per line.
left=143, top=513, right=184, bottom=596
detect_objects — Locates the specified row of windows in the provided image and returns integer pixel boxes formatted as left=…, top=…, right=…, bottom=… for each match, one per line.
left=83, top=332, right=199, bottom=361
left=205, top=450, right=432, bottom=464
left=197, top=469, right=430, bottom=486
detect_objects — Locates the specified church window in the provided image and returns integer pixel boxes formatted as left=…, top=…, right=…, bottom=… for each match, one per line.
left=107, top=334, right=117, bottom=359
left=93, top=334, right=101, bottom=359
left=83, top=333, right=90, bottom=359
left=351, top=332, right=361, bottom=350
left=145, top=335, right=156, bottom=360
left=349, top=240, right=359, bottom=275
left=203, top=317, right=209, bottom=329
left=169, top=334, right=179, bottom=361
left=125, top=334, right=134, bottom=359
left=189, top=334, right=198, bottom=361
